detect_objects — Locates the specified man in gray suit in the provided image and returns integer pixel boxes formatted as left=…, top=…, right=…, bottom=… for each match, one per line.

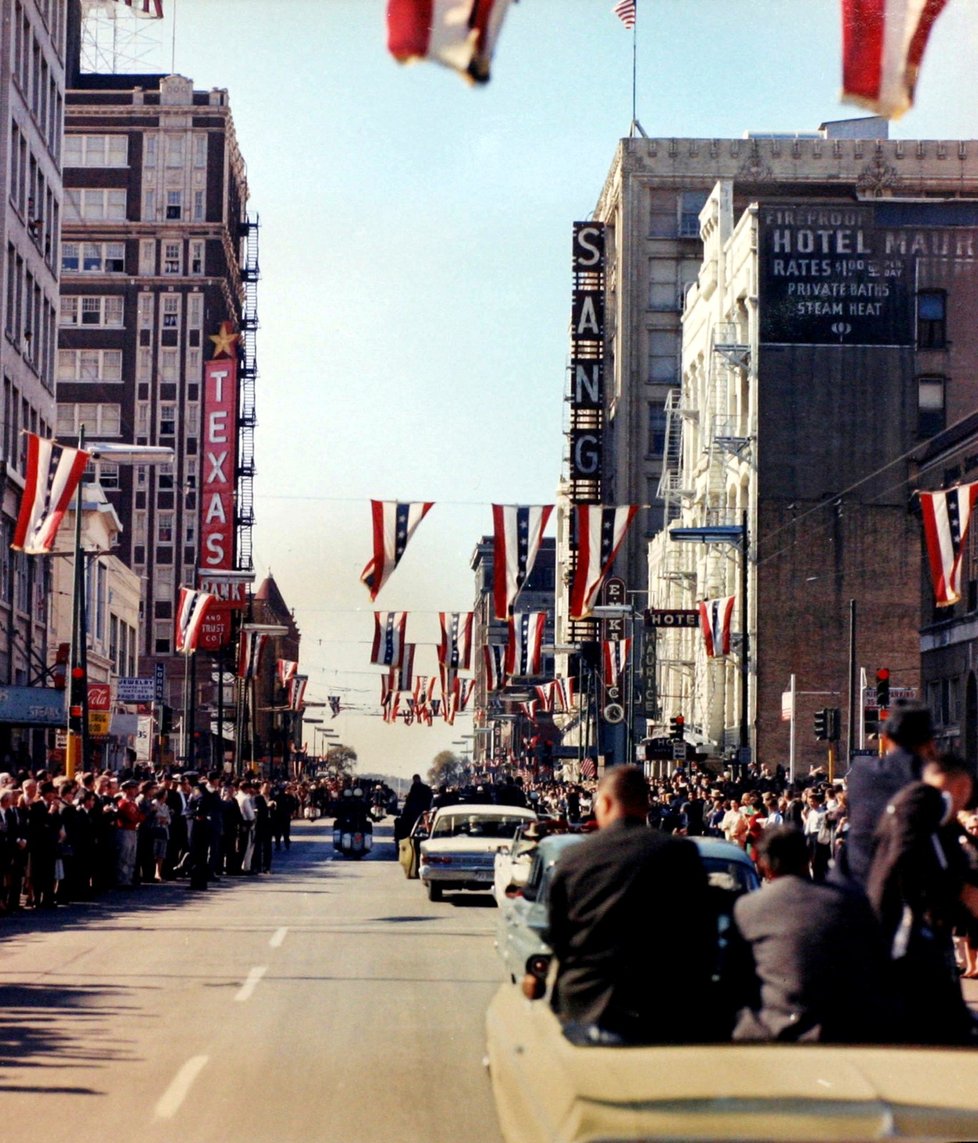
left=730, top=826, right=895, bottom=1042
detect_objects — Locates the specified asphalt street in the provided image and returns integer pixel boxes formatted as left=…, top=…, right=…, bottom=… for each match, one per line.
left=0, top=819, right=505, bottom=1143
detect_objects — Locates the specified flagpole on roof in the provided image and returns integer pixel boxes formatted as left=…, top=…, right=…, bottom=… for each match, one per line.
left=629, top=3, right=646, bottom=138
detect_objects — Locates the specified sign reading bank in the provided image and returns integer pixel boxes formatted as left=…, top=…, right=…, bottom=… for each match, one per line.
left=759, top=205, right=915, bottom=346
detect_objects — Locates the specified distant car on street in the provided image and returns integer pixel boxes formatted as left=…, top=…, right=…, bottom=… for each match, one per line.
left=419, top=803, right=537, bottom=902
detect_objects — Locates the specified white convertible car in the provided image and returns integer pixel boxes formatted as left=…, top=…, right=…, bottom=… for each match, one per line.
left=419, top=803, right=536, bottom=902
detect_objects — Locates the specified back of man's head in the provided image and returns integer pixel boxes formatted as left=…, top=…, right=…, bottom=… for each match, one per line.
left=755, top=825, right=809, bottom=879
left=884, top=700, right=934, bottom=752
left=595, top=764, right=649, bottom=826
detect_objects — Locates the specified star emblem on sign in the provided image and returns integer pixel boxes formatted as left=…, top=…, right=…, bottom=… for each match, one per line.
left=209, top=321, right=240, bottom=359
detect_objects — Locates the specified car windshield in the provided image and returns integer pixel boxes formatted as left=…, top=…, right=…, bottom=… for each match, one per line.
left=702, top=857, right=758, bottom=894
left=431, top=815, right=529, bottom=840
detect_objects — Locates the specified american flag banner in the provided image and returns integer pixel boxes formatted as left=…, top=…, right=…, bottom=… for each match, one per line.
left=492, top=504, right=554, bottom=620
left=459, top=677, right=475, bottom=711
left=11, top=433, right=91, bottom=555
left=288, top=675, right=308, bottom=712
left=381, top=674, right=401, bottom=723
left=360, top=500, right=434, bottom=601
left=442, top=678, right=459, bottom=726
left=438, top=611, right=474, bottom=670
left=371, top=610, right=410, bottom=666
left=841, top=0, right=948, bottom=119
left=552, top=676, right=574, bottom=714
left=386, top=0, right=515, bottom=85
left=392, top=644, right=416, bottom=692
left=237, top=630, right=269, bottom=679
left=329, top=696, right=342, bottom=718
left=920, top=482, right=978, bottom=606
left=580, top=756, right=597, bottom=781
left=518, top=699, right=539, bottom=720
left=568, top=504, right=639, bottom=620
left=276, top=659, right=298, bottom=688
left=402, top=700, right=416, bottom=727
left=413, top=675, right=436, bottom=724
left=506, top=611, right=547, bottom=678
left=533, top=683, right=555, bottom=712
left=602, top=638, right=632, bottom=688
left=699, top=596, right=736, bottom=658
left=174, top=588, right=216, bottom=655
left=612, top=0, right=637, bottom=29
left=483, top=643, right=507, bottom=692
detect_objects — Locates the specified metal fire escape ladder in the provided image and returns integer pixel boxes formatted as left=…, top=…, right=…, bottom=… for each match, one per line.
left=237, top=214, right=260, bottom=572
left=710, top=323, right=751, bottom=458
left=656, top=388, right=691, bottom=522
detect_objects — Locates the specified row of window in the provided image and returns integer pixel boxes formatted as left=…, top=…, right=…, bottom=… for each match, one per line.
left=4, top=241, right=57, bottom=388
left=64, top=130, right=210, bottom=172
left=61, top=239, right=208, bottom=277
left=11, top=0, right=64, bottom=162
left=9, top=118, right=61, bottom=269
left=1, top=376, right=51, bottom=471
left=60, top=290, right=207, bottom=330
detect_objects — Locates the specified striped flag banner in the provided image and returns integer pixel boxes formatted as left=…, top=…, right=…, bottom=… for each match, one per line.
left=11, top=433, right=91, bottom=555
left=175, top=588, right=216, bottom=655
left=237, top=630, right=269, bottom=679
left=276, top=659, right=298, bottom=687
left=288, top=675, right=308, bottom=712
left=483, top=644, right=507, bottom=692
left=612, top=0, right=636, bottom=29
left=438, top=611, right=474, bottom=670
left=569, top=504, right=639, bottom=620
left=371, top=611, right=409, bottom=666
left=506, top=611, right=547, bottom=678
left=602, top=638, right=632, bottom=688
left=920, top=482, right=978, bottom=606
left=114, top=0, right=164, bottom=15
left=699, top=596, right=736, bottom=658
left=361, top=500, right=434, bottom=601
left=492, top=504, right=553, bottom=620
left=387, top=0, right=515, bottom=84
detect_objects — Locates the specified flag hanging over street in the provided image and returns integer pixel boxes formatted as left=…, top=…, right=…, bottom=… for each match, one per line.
left=841, top=0, right=949, bottom=119
left=568, top=504, right=639, bottom=620
left=392, top=643, right=416, bottom=692
left=174, top=588, right=216, bottom=655
left=115, top=0, right=164, bottom=16
left=492, top=504, right=554, bottom=620
left=381, top=674, right=401, bottom=722
left=612, top=0, right=637, bottom=29
left=438, top=611, right=474, bottom=670
left=386, top=0, right=515, bottom=85
left=602, top=638, right=632, bottom=688
left=371, top=610, right=410, bottom=666
left=552, top=676, right=574, bottom=714
left=288, top=674, right=308, bottom=712
left=699, top=595, right=736, bottom=658
left=276, top=659, right=298, bottom=688
left=483, top=643, right=507, bottom=692
left=11, top=433, right=91, bottom=555
left=329, top=696, right=342, bottom=718
left=237, top=630, right=269, bottom=679
left=506, top=611, right=547, bottom=677
left=920, top=482, right=978, bottom=606
left=361, top=500, right=434, bottom=601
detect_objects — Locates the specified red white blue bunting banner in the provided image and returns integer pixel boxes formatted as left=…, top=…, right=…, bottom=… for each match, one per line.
left=361, top=500, right=434, bottom=601
left=506, top=611, right=547, bottom=678
left=371, top=610, right=410, bottom=666
left=174, top=588, right=215, bottom=655
left=288, top=674, right=308, bottom=711
left=920, top=482, right=978, bottom=607
left=841, top=0, right=948, bottom=119
left=116, top=0, right=164, bottom=16
left=329, top=696, right=342, bottom=718
left=391, top=644, right=416, bottom=692
left=386, top=0, right=515, bottom=85
left=483, top=644, right=507, bottom=692
left=438, top=611, right=474, bottom=670
left=602, top=638, right=631, bottom=688
left=276, top=659, right=298, bottom=688
left=11, top=433, right=91, bottom=555
left=413, top=675, right=436, bottom=724
left=492, top=504, right=554, bottom=620
left=532, top=678, right=575, bottom=713
left=569, top=505, right=639, bottom=620
left=237, top=630, right=269, bottom=679
left=699, top=596, right=736, bottom=658
left=381, top=674, right=400, bottom=722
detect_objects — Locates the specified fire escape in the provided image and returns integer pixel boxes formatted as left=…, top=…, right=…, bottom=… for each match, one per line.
left=237, top=215, right=260, bottom=572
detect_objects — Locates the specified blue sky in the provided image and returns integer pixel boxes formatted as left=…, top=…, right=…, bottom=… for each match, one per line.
left=116, top=0, right=978, bottom=777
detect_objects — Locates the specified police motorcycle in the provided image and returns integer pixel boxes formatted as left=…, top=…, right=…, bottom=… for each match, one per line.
left=369, top=784, right=388, bottom=823
left=332, top=786, right=373, bottom=859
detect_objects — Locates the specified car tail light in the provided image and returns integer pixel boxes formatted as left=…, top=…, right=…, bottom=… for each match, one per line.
left=527, top=954, right=551, bottom=979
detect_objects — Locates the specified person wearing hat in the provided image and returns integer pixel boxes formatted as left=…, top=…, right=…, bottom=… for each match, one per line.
left=866, top=751, right=978, bottom=1044
left=838, top=699, right=937, bottom=891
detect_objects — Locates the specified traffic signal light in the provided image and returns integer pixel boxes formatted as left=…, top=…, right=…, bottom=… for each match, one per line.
left=826, top=707, right=841, bottom=742
left=813, top=708, right=828, bottom=741
left=876, top=668, right=890, bottom=710
left=669, top=715, right=685, bottom=741
left=68, top=666, right=85, bottom=732
left=52, top=643, right=69, bottom=690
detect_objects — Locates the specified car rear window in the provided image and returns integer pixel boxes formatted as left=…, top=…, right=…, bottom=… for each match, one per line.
left=431, top=815, right=530, bottom=840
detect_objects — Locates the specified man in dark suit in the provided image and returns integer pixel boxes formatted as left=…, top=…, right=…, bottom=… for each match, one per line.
left=547, top=765, right=714, bottom=1045
left=840, top=701, right=935, bottom=889
left=729, top=826, right=894, bottom=1042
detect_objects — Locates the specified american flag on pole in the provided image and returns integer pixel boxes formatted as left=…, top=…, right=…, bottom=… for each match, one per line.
left=288, top=675, right=308, bottom=712
left=841, top=0, right=949, bottom=119
left=276, top=659, right=298, bottom=688
left=361, top=500, right=434, bottom=601
left=612, top=0, right=636, bottom=29
left=699, top=596, right=736, bottom=658
left=386, top=0, right=515, bottom=84
left=602, top=638, right=632, bottom=688
left=371, top=611, right=409, bottom=666
left=483, top=643, right=507, bottom=692
left=492, top=504, right=554, bottom=620
left=237, top=630, right=269, bottom=679
left=438, top=611, right=474, bottom=670
left=920, top=482, right=978, bottom=606
left=568, top=505, right=639, bottom=620
left=580, top=756, right=597, bottom=781
left=174, top=588, right=215, bottom=655
left=506, top=611, right=547, bottom=677
left=11, top=433, right=91, bottom=555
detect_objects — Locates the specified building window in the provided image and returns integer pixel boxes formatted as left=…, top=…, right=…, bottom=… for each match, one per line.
left=157, top=514, right=174, bottom=543
left=56, top=403, right=122, bottom=437
left=162, top=295, right=180, bottom=328
left=918, top=375, right=947, bottom=438
left=64, top=188, right=128, bottom=223
left=95, top=462, right=120, bottom=490
left=60, top=295, right=124, bottom=327
left=162, top=242, right=181, bottom=274
left=139, top=240, right=155, bottom=275
left=165, top=190, right=182, bottom=220
left=62, top=134, right=128, bottom=168
left=193, top=133, right=207, bottom=168
left=154, top=621, right=171, bottom=655
left=165, top=135, right=185, bottom=168
left=57, top=349, right=123, bottom=382
left=189, top=241, right=204, bottom=275
left=917, top=290, right=947, bottom=349
left=160, top=349, right=179, bottom=380
left=648, top=405, right=668, bottom=455
left=159, top=405, right=176, bottom=435
left=145, top=135, right=158, bottom=167
left=679, top=191, right=708, bottom=238
left=63, top=242, right=125, bottom=274
left=193, top=189, right=205, bottom=222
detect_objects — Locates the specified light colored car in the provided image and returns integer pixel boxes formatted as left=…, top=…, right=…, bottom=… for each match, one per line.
left=419, top=803, right=537, bottom=902
left=397, top=810, right=433, bottom=880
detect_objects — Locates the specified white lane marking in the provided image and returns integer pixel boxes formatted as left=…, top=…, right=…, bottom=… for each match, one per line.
left=155, top=1055, right=209, bottom=1119
left=235, top=965, right=267, bottom=1002
left=269, top=927, right=288, bottom=949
